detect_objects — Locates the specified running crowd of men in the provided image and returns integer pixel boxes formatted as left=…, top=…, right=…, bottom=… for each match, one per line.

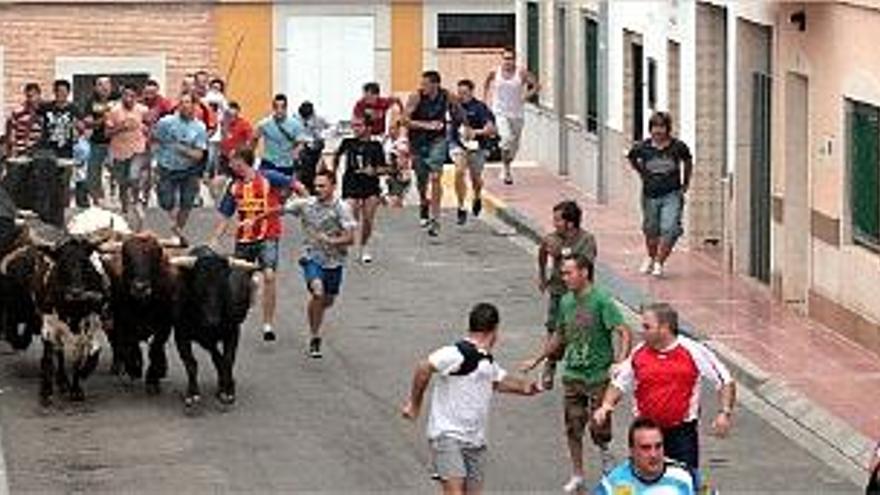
left=3, top=48, right=745, bottom=494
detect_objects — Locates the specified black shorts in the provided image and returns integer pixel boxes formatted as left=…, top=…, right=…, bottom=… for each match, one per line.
left=662, top=420, right=699, bottom=471
left=342, top=173, right=380, bottom=200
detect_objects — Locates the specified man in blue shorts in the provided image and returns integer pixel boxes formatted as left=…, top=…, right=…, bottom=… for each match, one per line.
left=282, top=169, right=356, bottom=358
left=405, top=70, right=462, bottom=237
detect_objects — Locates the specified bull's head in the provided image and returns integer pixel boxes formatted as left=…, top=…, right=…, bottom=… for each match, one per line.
left=121, top=234, right=164, bottom=301
left=45, top=237, right=108, bottom=317
left=170, top=247, right=257, bottom=329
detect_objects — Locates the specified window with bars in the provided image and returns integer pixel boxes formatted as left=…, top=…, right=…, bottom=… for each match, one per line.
left=848, top=99, right=880, bottom=249
left=437, top=13, right=515, bottom=49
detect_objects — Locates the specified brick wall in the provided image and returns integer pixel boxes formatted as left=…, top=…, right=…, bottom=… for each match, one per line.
left=0, top=3, right=217, bottom=115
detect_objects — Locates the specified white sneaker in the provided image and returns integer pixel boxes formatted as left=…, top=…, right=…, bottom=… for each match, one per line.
left=651, top=262, right=664, bottom=277
left=361, top=251, right=373, bottom=264
left=563, top=475, right=586, bottom=493
left=639, top=258, right=655, bottom=274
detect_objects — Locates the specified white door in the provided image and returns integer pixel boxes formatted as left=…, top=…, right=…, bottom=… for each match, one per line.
left=286, top=16, right=375, bottom=124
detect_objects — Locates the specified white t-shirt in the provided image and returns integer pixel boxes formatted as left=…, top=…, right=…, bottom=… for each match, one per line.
left=426, top=343, right=507, bottom=447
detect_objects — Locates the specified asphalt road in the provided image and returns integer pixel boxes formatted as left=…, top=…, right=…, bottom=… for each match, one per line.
left=0, top=206, right=860, bottom=493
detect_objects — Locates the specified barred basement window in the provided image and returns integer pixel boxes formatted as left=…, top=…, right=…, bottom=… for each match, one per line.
left=72, top=73, right=149, bottom=109
left=437, top=13, right=515, bottom=49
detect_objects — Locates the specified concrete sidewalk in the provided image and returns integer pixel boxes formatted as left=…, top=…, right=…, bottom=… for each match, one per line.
left=476, top=163, right=878, bottom=476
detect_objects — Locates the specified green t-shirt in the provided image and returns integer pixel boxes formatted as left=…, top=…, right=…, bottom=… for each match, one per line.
left=556, top=286, right=623, bottom=385
left=546, top=230, right=597, bottom=295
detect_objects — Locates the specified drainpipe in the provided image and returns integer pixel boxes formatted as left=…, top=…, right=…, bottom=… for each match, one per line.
left=597, top=0, right=610, bottom=204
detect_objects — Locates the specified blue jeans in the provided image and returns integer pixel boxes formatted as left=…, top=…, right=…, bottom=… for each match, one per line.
left=156, top=167, right=199, bottom=211
left=641, top=190, right=684, bottom=245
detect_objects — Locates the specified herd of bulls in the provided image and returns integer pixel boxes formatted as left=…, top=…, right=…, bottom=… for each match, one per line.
left=0, top=203, right=259, bottom=411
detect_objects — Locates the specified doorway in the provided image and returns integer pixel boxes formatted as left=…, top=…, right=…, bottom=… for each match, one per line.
left=783, top=72, right=809, bottom=308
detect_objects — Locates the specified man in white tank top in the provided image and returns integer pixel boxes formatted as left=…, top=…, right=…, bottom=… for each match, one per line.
left=484, top=48, right=540, bottom=185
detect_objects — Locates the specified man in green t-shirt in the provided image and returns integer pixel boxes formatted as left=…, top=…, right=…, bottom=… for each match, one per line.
left=523, top=253, right=632, bottom=493
left=538, top=200, right=597, bottom=391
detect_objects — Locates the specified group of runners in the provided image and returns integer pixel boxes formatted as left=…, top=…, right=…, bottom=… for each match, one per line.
left=403, top=200, right=736, bottom=495
left=3, top=45, right=727, bottom=494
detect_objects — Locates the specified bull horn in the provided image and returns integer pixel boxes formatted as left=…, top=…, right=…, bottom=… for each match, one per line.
left=168, top=255, right=197, bottom=268
left=97, top=240, right=123, bottom=253
left=227, top=257, right=259, bottom=271
left=15, top=209, right=39, bottom=220
left=158, top=237, right=184, bottom=248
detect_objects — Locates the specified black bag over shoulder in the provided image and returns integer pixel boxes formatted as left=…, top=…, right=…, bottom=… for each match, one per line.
left=450, top=339, right=493, bottom=376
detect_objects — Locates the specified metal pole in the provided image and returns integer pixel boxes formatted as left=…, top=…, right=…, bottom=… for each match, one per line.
left=597, top=0, right=609, bottom=204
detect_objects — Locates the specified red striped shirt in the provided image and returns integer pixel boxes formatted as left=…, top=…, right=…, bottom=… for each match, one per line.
left=7, top=107, right=42, bottom=156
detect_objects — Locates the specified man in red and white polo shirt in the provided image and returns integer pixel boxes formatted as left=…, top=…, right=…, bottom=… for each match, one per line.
left=593, top=302, right=736, bottom=473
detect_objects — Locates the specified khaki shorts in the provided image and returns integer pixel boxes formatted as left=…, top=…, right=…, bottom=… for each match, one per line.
left=496, top=115, right=524, bottom=158
left=563, top=379, right=612, bottom=447
left=430, top=436, right=486, bottom=487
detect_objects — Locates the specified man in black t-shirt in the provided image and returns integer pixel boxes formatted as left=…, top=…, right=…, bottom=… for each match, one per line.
left=627, top=112, right=692, bottom=277
left=34, top=79, right=81, bottom=225
left=333, top=116, right=386, bottom=264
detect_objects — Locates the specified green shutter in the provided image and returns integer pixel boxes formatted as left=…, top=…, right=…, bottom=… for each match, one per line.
left=584, top=17, right=599, bottom=132
left=850, top=102, right=880, bottom=245
left=527, top=2, right=540, bottom=104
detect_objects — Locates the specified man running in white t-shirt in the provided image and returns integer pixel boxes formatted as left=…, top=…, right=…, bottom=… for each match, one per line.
left=483, top=47, right=540, bottom=185
left=402, top=303, right=541, bottom=494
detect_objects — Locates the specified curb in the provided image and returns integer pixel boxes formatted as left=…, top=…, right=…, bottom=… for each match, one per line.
left=483, top=190, right=875, bottom=480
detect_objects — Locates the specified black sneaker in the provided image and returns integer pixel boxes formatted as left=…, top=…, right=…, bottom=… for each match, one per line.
left=263, top=329, right=276, bottom=342
left=472, top=198, right=482, bottom=217
left=456, top=208, right=467, bottom=225
left=309, top=337, right=322, bottom=359
left=419, top=204, right=430, bottom=227
left=427, top=219, right=440, bottom=237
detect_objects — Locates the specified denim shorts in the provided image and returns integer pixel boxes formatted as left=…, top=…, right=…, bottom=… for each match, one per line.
left=641, top=189, right=684, bottom=244
left=413, top=138, right=448, bottom=187
left=87, top=143, right=109, bottom=196
left=156, top=167, right=199, bottom=211
left=235, top=239, right=280, bottom=270
left=450, top=146, right=488, bottom=174
left=299, top=257, right=344, bottom=296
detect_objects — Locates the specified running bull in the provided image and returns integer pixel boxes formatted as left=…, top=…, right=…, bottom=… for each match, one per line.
left=170, top=246, right=257, bottom=409
left=101, top=232, right=178, bottom=394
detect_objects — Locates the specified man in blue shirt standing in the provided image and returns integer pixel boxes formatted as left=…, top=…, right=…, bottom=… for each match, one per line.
left=152, top=92, right=208, bottom=244
left=595, top=417, right=695, bottom=495
left=254, top=93, right=305, bottom=179
left=449, top=79, right=496, bottom=226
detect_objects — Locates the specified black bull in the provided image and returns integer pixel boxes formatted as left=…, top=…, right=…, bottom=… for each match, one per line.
left=172, top=248, right=255, bottom=408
